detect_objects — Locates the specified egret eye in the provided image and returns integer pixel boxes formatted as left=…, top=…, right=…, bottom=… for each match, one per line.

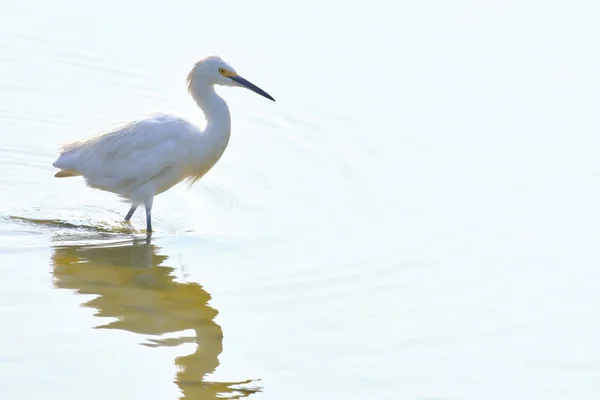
left=218, top=68, right=226, bottom=75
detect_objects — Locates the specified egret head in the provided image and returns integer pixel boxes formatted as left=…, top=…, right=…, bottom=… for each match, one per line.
left=187, top=55, right=275, bottom=101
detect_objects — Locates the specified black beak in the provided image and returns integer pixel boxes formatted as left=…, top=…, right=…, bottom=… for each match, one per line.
left=230, top=75, right=275, bottom=101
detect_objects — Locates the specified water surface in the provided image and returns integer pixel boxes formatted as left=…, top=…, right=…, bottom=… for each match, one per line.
left=1, top=1, right=600, bottom=399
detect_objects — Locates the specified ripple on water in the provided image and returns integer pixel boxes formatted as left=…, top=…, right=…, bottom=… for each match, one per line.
left=239, top=105, right=377, bottom=196
left=2, top=214, right=226, bottom=249
left=0, top=144, right=54, bottom=169
left=0, top=29, right=173, bottom=87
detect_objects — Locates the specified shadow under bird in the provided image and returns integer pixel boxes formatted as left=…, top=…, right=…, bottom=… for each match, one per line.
left=52, top=55, right=275, bottom=234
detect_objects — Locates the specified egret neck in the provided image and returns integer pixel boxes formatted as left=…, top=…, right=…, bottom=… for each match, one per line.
left=190, top=81, right=232, bottom=138
left=188, top=81, right=232, bottom=171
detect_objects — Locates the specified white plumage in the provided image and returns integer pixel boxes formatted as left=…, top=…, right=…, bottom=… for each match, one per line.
left=53, top=55, right=275, bottom=233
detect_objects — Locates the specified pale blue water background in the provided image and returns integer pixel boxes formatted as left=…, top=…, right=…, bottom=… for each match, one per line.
left=1, top=1, right=599, bottom=399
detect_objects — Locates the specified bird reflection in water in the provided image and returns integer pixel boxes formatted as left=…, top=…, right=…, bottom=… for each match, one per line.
left=51, top=237, right=261, bottom=399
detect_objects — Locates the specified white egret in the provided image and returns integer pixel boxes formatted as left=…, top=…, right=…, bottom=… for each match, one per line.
left=53, top=55, right=275, bottom=233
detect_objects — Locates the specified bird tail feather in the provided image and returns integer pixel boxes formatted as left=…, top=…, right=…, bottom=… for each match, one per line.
left=54, top=169, right=81, bottom=178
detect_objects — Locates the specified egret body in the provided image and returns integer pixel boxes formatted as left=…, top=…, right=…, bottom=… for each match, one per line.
left=53, top=55, right=275, bottom=233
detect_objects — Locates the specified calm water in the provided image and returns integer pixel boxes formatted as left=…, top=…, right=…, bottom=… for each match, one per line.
left=1, top=1, right=600, bottom=399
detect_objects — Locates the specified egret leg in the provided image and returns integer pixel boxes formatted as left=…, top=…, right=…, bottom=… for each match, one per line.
left=144, top=199, right=153, bottom=233
left=124, top=205, right=137, bottom=221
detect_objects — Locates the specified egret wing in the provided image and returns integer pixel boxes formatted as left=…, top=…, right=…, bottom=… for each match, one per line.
left=54, top=115, right=196, bottom=193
